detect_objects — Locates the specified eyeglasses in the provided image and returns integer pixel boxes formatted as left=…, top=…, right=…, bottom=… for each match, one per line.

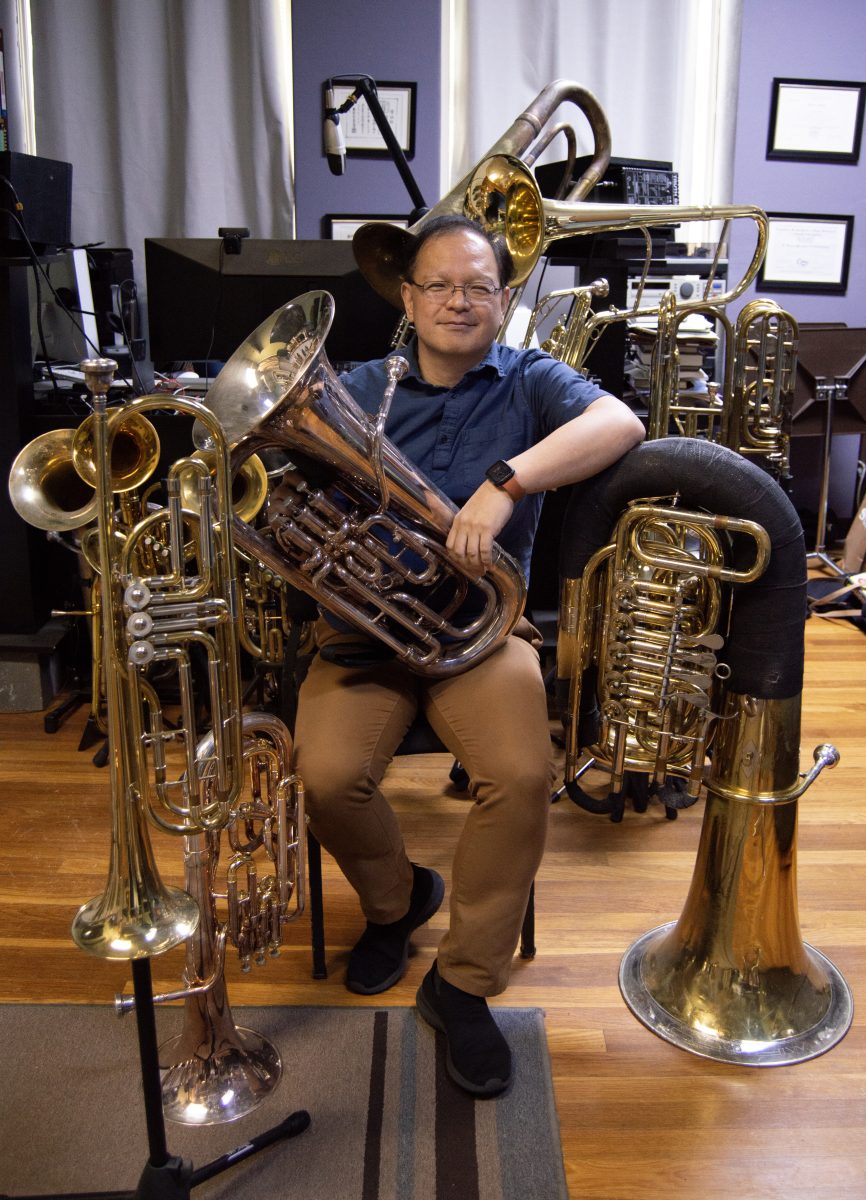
left=408, top=280, right=502, bottom=304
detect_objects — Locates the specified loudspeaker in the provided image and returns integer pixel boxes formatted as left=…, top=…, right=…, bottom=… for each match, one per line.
left=0, top=152, right=72, bottom=254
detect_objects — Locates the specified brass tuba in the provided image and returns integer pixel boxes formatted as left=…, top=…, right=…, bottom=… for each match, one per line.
left=196, top=290, right=527, bottom=677
left=556, top=438, right=852, bottom=1064
left=352, top=79, right=613, bottom=309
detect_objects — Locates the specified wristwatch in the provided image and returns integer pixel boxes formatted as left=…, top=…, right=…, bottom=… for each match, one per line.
left=484, top=459, right=526, bottom=502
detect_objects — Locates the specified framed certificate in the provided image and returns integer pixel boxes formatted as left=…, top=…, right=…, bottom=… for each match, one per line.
left=325, top=81, right=416, bottom=158
left=767, top=78, right=866, bottom=164
left=323, top=215, right=410, bottom=241
left=756, top=213, right=854, bottom=294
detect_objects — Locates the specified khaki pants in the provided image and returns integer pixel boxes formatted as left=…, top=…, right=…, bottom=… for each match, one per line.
left=294, top=617, right=555, bottom=996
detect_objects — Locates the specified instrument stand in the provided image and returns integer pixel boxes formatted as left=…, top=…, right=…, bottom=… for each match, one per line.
left=806, top=376, right=848, bottom=580
left=5, top=958, right=311, bottom=1200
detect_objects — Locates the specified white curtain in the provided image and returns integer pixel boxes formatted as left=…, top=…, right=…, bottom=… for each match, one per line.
left=26, top=0, right=294, bottom=314
left=443, top=0, right=743, bottom=206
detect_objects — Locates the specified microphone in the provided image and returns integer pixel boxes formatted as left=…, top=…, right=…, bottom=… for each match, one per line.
left=323, top=85, right=346, bottom=176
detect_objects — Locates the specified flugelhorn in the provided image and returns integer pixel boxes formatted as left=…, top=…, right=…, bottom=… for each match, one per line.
left=556, top=438, right=852, bottom=1064
left=196, top=290, right=527, bottom=677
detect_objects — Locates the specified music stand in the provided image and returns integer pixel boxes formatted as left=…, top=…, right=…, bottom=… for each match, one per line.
left=793, top=326, right=866, bottom=596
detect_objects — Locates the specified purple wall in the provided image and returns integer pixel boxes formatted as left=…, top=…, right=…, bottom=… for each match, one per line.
left=729, top=0, right=865, bottom=324
left=291, top=0, right=441, bottom=238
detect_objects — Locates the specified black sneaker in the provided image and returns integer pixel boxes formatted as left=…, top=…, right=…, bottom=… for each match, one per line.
left=416, top=962, right=512, bottom=1097
left=346, top=865, right=445, bottom=995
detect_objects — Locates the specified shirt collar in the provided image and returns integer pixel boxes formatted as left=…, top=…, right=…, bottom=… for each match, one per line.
left=400, top=336, right=508, bottom=386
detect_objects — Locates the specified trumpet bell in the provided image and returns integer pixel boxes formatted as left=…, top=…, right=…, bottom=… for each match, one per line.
left=73, top=407, right=161, bottom=493
left=8, top=428, right=98, bottom=531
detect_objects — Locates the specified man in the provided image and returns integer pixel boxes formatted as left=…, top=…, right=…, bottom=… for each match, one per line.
left=294, top=214, right=645, bottom=1097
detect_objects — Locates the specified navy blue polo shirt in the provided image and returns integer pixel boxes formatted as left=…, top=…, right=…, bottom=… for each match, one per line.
left=340, top=338, right=606, bottom=579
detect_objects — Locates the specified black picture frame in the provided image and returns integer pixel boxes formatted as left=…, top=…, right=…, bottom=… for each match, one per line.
left=322, top=214, right=410, bottom=241
left=756, top=213, right=854, bottom=295
left=323, top=81, right=417, bottom=158
left=767, top=78, right=866, bottom=164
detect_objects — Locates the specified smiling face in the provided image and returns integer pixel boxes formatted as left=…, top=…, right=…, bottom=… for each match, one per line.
left=400, top=229, right=510, bottom=386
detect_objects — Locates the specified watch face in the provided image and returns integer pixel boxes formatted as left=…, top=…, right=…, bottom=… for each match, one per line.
left=486, top=460, right=514, bottom=486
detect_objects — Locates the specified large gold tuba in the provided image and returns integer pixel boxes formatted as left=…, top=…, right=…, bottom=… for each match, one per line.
left=195, top=290, right=527, bottom=677
left=556, top=438, right=852, bottom=1064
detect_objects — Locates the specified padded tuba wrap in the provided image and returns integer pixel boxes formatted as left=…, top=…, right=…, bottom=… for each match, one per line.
left=559, top=438, right=806, bottom=699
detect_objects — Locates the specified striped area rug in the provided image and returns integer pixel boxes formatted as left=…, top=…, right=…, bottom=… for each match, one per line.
left=0, top=1004, right=567, bottom=1200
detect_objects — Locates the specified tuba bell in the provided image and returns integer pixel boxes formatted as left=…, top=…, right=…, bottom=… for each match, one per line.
left=196, top=290, right=527, bottom=677
left=556, top=438, right=852, bottom=1064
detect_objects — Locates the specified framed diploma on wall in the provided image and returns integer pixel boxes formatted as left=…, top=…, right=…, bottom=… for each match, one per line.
left=756, top=213, right=854, bottom=294
left=767, top=78, right=866, bottom=164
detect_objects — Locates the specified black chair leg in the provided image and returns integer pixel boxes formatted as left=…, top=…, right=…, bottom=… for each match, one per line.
left=306, top=830, right=327, bottom=979
left=519, top=881, right=537, bottom=959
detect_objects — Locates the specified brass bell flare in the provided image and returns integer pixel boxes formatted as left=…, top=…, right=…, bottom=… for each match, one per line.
left=73, top=407, right=161, bottom=494
left=160, top=1020, right=281, bottom=1125
left=177, top=448, right=268, bottom=522
left=8, top=428, right=98, bottom=531
left=464, top=153, right=545, bottom=286
left=619, top=712, right=853, bottom=1066
left=71, top=871, right=200, bottom=960
left=352, top=222, right=417, bottom=311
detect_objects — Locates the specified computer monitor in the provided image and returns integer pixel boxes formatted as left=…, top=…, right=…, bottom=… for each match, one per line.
left=27, top=247, right=101, bottom=365
left=144, top=237, right=400, bottom=370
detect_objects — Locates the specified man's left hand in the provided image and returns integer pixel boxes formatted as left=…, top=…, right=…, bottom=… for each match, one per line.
left=446, top=481, right=515, bottom=574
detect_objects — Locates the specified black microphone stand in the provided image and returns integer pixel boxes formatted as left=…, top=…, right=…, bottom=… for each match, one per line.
left=329, top=75, right=428, bottom=223
left=4, top=959, right=310, bottom=1200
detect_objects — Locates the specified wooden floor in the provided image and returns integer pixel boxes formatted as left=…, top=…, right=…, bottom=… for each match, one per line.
left=1, top=610, right=864, bottom=1199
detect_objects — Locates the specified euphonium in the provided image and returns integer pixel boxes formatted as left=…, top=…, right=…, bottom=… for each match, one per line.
left=557, top=438, right=852, bottom=1064
left=196, top=290, right=526, bottom=677
left=644, top=290, right=732, bottom=444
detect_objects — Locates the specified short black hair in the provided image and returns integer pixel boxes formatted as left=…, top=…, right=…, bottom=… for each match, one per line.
left=402, top=214, right=514, bottom=288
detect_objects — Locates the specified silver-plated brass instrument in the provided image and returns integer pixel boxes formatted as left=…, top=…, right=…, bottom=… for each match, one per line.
left=197, top=290, right=527, bottom=677
left=557, top=438, right=852, bottom=1064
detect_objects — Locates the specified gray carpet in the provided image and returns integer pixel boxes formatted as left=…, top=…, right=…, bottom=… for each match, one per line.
left=0, top=1004, right=567, bottom=1199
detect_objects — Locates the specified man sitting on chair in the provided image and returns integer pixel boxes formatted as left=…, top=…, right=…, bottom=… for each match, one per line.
left=294, top=214, right=645, bottom=1096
